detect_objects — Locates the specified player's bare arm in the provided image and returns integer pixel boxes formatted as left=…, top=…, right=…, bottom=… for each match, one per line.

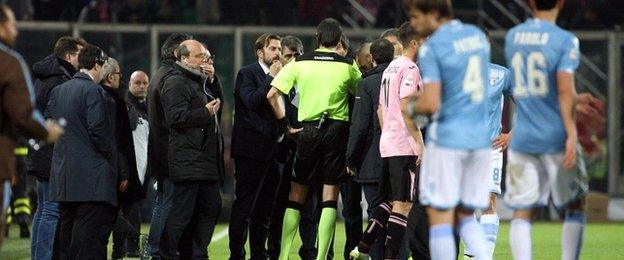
left=401, top=97, right=424, bottom=165
left=267, top=86, right=302, bottom=140
left=413, top=83, right=441, bottom=114
left=557, top=71, right=578, bottom=170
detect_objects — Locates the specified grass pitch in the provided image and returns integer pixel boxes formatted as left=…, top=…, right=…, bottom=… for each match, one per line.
left=1, top=222, right=622, bottom=259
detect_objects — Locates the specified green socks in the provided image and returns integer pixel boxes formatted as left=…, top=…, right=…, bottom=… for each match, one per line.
left=279, top=206, right=301, bottom=260
left=316, top=201, right=338, bottom=260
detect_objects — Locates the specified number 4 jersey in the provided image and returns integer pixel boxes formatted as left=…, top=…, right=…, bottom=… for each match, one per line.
left=418, top=19, right=490, bottom=150
left=505, top=18, right=580, bottom=154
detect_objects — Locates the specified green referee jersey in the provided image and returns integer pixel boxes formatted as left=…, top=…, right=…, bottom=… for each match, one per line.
left=271, top=48, right=362, bottom=122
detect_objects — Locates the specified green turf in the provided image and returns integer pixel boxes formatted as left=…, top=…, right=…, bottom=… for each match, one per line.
left=1, top=222, right=623, bottom=259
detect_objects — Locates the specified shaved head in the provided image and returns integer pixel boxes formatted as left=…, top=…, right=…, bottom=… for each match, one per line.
left=130, top=70, right=149, bottom=81
left=129, top=70, right=149, bottom=99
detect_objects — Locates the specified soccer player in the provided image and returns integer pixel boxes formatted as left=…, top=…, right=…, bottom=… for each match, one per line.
left=406, top=1, right=492, bottom=259
left=504, top=0, right=587, bottom=259
left=463, top=28, right=513, bottom=259
left=349, top=21, right=425, bottom=260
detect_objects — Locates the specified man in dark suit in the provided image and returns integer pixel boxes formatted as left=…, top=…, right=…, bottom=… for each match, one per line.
left=229, top=33, right=283, bottom=260
left=46, top=44, right=120, bottom=259
left=345, top=38, right=394, bottom=260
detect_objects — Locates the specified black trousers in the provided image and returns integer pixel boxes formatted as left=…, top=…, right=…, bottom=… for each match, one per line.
left=407, top=203, right=431, bottom=259
left=57, top=202, right=117, bottom=260
left=160, top=182, right=221, bottom=260
left=361, top=182, right=385, bottom=259
left=112, top=199, right=143, bottom=258
left=340, top=177, right=362, bottom=260
left=229, top=158, right=280, bottom=260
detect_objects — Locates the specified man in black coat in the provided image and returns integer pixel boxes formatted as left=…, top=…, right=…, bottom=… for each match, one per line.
left=46, top=44, right=120, bottom=259
left=97, top=59, right=148, bottom=260
left=159, top=39, right=223, bottom=259
left=345, top=38, right=394, bottom=260
left=146, top=33, right=192, bottom=259
left=113, top=70, right=150, bottom=258
left=27, top=35, right=85, bottom=260
left=229, top=33, right=283, bottom=260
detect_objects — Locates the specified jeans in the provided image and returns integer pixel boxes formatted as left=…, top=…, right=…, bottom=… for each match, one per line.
left=148, top=178, right=175, bottom=257
left=31, top=180, right=60, bottom=260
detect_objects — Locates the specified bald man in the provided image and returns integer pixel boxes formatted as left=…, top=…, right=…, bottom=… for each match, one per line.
left=159, top=39, right=223, bottom=259
left=110, top=70, right=151, bottom=257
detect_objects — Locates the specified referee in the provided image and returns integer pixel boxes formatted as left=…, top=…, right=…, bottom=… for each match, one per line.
left=266, top=18, right=361, bottom=260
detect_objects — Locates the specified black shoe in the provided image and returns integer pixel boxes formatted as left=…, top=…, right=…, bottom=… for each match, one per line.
left=19, top=224, right=30, bottom=238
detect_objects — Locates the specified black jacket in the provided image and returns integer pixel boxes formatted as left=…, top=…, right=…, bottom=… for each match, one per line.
left=147, top=60, right=175, bottom=180
left=47, top=73, right=119, bottom=206
left=126, top=91, right=148, bottom=132
left=27, top=55, right=77, bottom=180
left=231, top=62, right=280, bottom=162
left=102, top=85, right=146, bottom=204
left=345, top=64, right=388, bottom=183
left=161, top=62, right=224, bottom=183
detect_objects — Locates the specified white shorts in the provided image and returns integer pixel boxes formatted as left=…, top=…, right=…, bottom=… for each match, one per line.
left=504, top=149, right=588, bottom=209
left=419, top=143, right=491, bottom=210
left=490, top=149, right=503, bottom=194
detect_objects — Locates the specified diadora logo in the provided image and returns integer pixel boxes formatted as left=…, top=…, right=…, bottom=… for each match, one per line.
left=314, top=56, right=334, bottom=61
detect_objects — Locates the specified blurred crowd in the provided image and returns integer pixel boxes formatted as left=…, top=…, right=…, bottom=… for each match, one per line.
left=1, top=0, right=404, bottom=27
left=0, top=0, right=622, bottom=29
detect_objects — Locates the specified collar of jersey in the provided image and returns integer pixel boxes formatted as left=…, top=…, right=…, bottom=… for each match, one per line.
left=315, top=47, right=336, bottom=53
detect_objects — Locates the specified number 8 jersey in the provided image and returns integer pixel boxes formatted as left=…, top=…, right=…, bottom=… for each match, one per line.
left=505, top=18, right=580, bottom=153
left=418, top=20, right=490, bottom=149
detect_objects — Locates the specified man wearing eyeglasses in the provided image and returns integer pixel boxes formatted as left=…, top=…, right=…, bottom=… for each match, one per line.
left=160, top=39, right=223, bottom=259
left=229, top=33, right=283, bottom=260
left=46, top=44, right=119, bottom=259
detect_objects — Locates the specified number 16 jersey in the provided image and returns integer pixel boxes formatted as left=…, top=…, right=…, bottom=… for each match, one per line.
left=418, top=20, right=490, bottom=150
left=505, top=18, right=580, bottom=154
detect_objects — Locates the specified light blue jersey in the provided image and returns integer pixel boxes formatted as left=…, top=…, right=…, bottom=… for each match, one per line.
left=487, top=63, right=512, bottom=141
left=505, top=19, right=580, bottom=153
left=419, top=20, right=490, bottom=149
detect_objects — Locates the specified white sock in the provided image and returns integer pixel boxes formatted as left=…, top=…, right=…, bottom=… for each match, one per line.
left=561, top=212, right=585, bottom=260
left=459, top=216, right=491, bottom=260
left=480, top=214, right=500, bottom=257
left=462, top=214, right=478, bottom=258
left=510, top=218, right=532, bottom=260
left=430, top=224, right=456, bottom=260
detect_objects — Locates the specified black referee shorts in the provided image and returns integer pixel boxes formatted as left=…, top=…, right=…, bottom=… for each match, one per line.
left=379, top=156, right=419, bottom=202
left=292, top=120, right=349, bottom=186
